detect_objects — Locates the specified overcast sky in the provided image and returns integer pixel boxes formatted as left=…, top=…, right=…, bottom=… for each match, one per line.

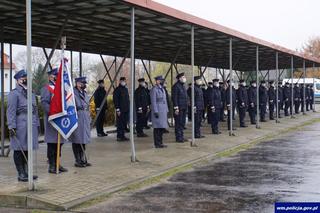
left=155, top=0, right=320, bottom=51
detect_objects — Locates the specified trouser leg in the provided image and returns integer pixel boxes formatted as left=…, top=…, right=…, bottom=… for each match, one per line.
left=211, top=109, right=220, bottom=132
left=195, top=110, right=201, bottom=137
left=239, top=107, right=246, bottom=125
left=153, top=128, right=161, bottom=147
left=136, top=112, right=144, bottom=134
left=269, top=103, right=274, bottom=119
left=116, top=112, right=126, bottom=138
left=96, top=109, right=105, bottom=134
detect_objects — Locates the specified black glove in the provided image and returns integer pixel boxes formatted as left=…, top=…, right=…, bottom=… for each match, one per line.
left=9, top=128, right=16, bottom=137
left=154, top=113, right=159, bottom=119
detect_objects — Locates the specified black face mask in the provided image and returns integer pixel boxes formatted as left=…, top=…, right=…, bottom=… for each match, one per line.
left=81, top=84, right=87, bottom=90
left=22, top=79, right=27, bottom=86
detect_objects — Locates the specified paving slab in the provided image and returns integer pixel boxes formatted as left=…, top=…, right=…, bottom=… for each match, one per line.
left=0, top=110, right=319, bottom=210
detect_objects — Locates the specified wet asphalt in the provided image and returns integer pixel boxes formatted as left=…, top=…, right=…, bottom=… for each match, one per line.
left=83, top=122, right=320, bottom=213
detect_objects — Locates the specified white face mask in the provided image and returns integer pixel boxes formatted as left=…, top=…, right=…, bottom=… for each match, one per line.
left=213, top=82, right=219, bottom=87
left=271, top=84, right=275, bottom=87
left=180, top=77, right=187, bottom=83
left=209, top=84, right=213, bottom=88
left=196, top=80, right=202, bottom=85
left=262, top=83, right=266, bottom=87
left=163, top=83, right=167, bottom=88
left=241, top=82, right=246, bottom=87
left=140, top=82, right=146, bottom=87
left=252, top=83, right=257, bottom=87
left=120, top=81, right=126, bottom=86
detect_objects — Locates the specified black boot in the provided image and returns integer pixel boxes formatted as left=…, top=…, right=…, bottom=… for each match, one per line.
left=23, top=151, right=38, bottom=180
left=14, top=151, right=28, bottom=182
left=73, top=144, right=85, bottom=168
left=80, top=145, right=91, bottom=167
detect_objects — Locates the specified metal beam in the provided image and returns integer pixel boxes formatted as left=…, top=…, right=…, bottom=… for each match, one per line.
left=42, top=17, right=68, bottom=74
left=9, top=43, right=12, bottom=91
left=100, top=55, right=116, bottom=89
left=256, top=46, right=260, bottom=129
left=0, top=34, right=4, bottom=157
left=313, top=63, right=316, bottom=112
left=191, top=25, right=195, bottom=147
left=276, top=52, right=280, bottom=123
left=141, top=59, right=154, bottom=86
left=291, top=56, right=294, bottom=119
left=303, top=60, right=306, bottom=115
left=129, top=7, right=137, bottom=162
left=26, top=0, right=34, bottom=190
left=229, top=38, right=234, bottom=136
left=42, top=48, right=53, bottom=70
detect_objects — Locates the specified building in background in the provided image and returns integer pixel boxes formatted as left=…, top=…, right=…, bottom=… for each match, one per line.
left=1, top=53, right=16, bottom=93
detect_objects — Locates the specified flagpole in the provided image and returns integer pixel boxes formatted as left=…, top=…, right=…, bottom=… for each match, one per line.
left=56, top=133, right=61, bottom=174
left=56, top=36, right=66, bottom=174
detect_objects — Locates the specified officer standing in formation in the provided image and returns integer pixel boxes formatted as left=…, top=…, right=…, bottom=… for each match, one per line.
left=309, top=85, right=314, bottom=110
left=277, top=82, right=284, bottom=118
left=7, top=70, right=39, bottom=181
left=259, top=80, right=268, bottom=122
left=219, top=81, right=226, bottom=122
left=41, top=68, right=68, bottom=173
left=293, top=83, right=301, bottom=114
left=206, top=82, right=213, bottom=124
left=150, top=76, right=168, bottom=148
left=134, top=78, right=150, bottom=137
left=113, top=77, right=130, bottom=141
left=207, top=79, right=222, bottom=134
left=283, top=82, right=292, bottom=116
left=94, top=80, right=108, bottom=137
left=193, top=76, right=205, bottom=138
left=70, top=77, right=92, bottom=167
left=306, top=84, right=310, bottom=111
left=237, top=79, right=248, bottom=127
left=172, top=73, right=188, bottom=142
left=248, top=80, right=257, bottom=124
left=226, top=80, right=237, bottom=130
left=268, top=81, right=276, bottom=120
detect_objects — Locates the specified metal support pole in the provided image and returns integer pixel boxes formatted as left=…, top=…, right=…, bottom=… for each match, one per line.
left=229, top=38, right=234, bottom=136
left=276, top=52, right=280, bottom=123
left=42, top=48, right=53, bottom=70
left=291, top=56, right=294, bottom=118
left=191, top=25, right=195, bottom=146
left=313, top=63, right=316, bottom=112
left=26, top=0, right=34, bottom=190
left=170, top=61, right=174, bottom=126
left=130, top=7, right=137, bottom=162
left=70, top=50, right=73, bottom=80
left=303, top=60, right=306, bottom=115
left=1, top=37, right=4, bottom=157
left=256, top=46, right=260, bottom=129
left=79, top=51, right=82, bottom=77
left=9, top=43, right=13, bottom=90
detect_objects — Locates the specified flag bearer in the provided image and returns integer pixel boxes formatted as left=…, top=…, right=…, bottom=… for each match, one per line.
left=7, top=70, right=39, bottom=181
left=70, top=77, right=92, bottom=167
left=41, top=68, right=68, bottom=173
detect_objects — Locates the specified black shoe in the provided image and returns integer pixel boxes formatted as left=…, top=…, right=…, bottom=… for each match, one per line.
left=183, top=127, right=187, bottom=130
left=163, top=129, right=170, bottom=134
left=144, top=126, right=151, bottom=129
left=212, top=131, right=221, bottom=134
left=176, top=140, right=185, bottom=143
left=269, top=118, right=275, bottom=120
left=220, top=119, right=226, bottom=122
left=260, top=119, right=267, bottom=122
left=74, top=162, right=86, bottom=168
left=48, top=165, right=60, bottom=174
left=18, top=173, right=28, bottom=182
left=137, top=133, right=148, bottom=137
left=97, top=134, right=104, bottom=137
left=125, top=128, right=130, bottom=133
left=195, top=135, right=205, bottom=138
left=228, top=128, right=237, bottom=131
left=85, top=162, right=92, bottom=167
left=117, top=137, right=129, bottom=142
left=59, top=166, right=68, bottom=172
left=251, top=122, right=256, bottom=125
left=240, top=125, right=248, bottom=128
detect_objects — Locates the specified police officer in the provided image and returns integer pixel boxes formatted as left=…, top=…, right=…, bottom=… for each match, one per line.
left=162, top=81, right=170, bottom=133
left=134, top=78, right=150, bottom=137
left=205, top=82, right=213, bottom=124
left=172, top=73, right=188, bottom=142
left=283, top=82, right=291, bottom=116
left=69, top=77, right=92, bottom=167
left=94, top=79, right=108, bottom=137
left=277, top=82, right=284, bottom=118
left=113, top=77, right=130, bottom=141
left=208, top=79, right=222, bottom=134
left=226, top=80, right=237, bottom=130
left=299, top=84, right=305, bottom=113
left=259, top=80, right=268, bottom=122
left=201, top=84, right=207, bottom=121
left=237, top=79, right=248, bottom=127
left=41, top=68, right=68, bottom=174
left=7, top=70, right=39, bottom=181
left=193, top=76, right=205, bottom=138
left=150, top=76, right=168, bottom=148
left=187, top=83, right=192, bottom=121
left=219, top=81, right=226, bottom=122
left=248, top=80, right=257, bottom=124
left=268, top=81, right=276, bottom=120
left=306, top=84, right=310, bottom=111
left=309, top=84, right=314, bottom=110
left=293, top=83, right=301, bottom=114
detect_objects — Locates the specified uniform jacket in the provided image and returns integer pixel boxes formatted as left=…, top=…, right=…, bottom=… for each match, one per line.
left=194, top=85, right=205, bottom=110
left=207, top=86, right=222, bottom=109
left=226, top=87, right=237, bottom=106
left=94, top=86, right=107, bottom=110
left=247, top=86, right=257, bottom=106
left=259, top=86, right=268, bottom=105
left=134, top=86, right=151, bottom=111
left=113, top=84, right=130, bottom=113
left=69, top=88, right=91, bottom=144
left=150, top=85, right=168, bottom=129
left=268, top=86, right=276, bottom=102
left=237, top=85, right=248, bottom=108
left=293, top=86, right=300, bottom=101
left=172, top=81, right=188, bottom=110
left=7, top=85, right=39, bottom=151
left=283, top=86, right=291, bottom=101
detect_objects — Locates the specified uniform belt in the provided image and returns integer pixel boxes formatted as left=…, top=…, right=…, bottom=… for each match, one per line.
left=77, top=108, right=89, bottom=111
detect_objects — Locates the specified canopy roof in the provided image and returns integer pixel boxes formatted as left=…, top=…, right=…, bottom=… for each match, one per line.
left=0, top=0, right=319, bottom=71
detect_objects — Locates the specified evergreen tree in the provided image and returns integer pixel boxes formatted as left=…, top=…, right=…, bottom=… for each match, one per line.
left=32, top=64, right=47, bottom=95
